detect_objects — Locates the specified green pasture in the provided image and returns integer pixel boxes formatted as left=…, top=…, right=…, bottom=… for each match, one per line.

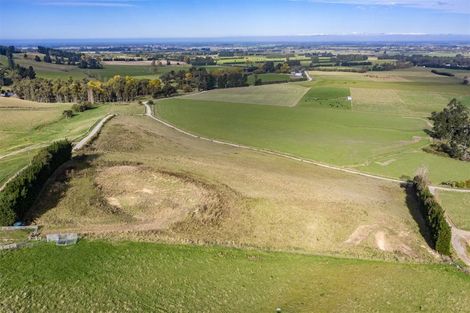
left=303, top=69, right=470, bottom=94
left=247, top=73, right=291, bottom=85
left=300, top=86, right=351, bottom=109
left=216, top=55, right=310, bottom=65
left=156, top=69, right=470, bottom=182
left=1, top=240, right=469, bottom=313
left=183, top=83, right=309, bottom=107
left=0, top=98, right=141, bottom=184
left=0, top=153, right=34, bottom=187
left=439, top=191, right=470, bottom=230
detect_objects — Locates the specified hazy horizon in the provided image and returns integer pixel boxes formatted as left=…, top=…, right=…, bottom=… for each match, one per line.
left=2, top=34, right=470, bottom=47
left=1, top=0, right=469, bottom=40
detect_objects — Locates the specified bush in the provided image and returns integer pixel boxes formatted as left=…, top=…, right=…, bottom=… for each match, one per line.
left=413, top=175, right=452, bottom=256
left=0, top=140, right=72, bottom=225
left=62, top=110, right=73, bottom=118
left=442, top=180, right=470, bottom=189
left=71, top=102, right=92, bottom=112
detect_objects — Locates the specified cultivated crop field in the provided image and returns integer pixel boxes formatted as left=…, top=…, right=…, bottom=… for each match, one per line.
left=1, top=241, right=470, bottom=313
left=156, top=68, right=470, bottom=183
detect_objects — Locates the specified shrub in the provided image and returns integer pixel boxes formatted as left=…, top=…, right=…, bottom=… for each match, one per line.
left=71, top=102, right=92, bottom=112
left=442, top=179, right=470, bottom=189
left=62, top=110, right=73, bottom=118
left=413, top=175, right=452, bottom=256
left=0, top=140, right=72, bottom=225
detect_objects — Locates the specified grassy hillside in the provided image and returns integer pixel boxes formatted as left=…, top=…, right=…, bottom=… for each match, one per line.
left=0, top=97, right=141, bottom=185
left=31, top=115, right=434, bottom=261
left=156, top=69, right=470, bottom=182
left=1, top=240, right=469, bottom=313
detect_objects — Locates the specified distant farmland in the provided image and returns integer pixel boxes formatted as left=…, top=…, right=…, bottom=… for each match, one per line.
left=1, top=54, right=189, bottom=81
left=156, top=68, right=470, bottom=182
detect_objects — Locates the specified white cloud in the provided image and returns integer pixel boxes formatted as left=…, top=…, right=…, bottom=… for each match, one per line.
left=289, top=0, right=470, bottom=14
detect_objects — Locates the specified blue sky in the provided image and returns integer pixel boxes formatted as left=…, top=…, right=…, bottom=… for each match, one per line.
left=0, top=0, right=469, bottom=39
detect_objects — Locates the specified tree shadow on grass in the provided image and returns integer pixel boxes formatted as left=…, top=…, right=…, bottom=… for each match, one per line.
left=25, top=153, right=101, bottom=224
left=401, top=181, right=435, bottom=250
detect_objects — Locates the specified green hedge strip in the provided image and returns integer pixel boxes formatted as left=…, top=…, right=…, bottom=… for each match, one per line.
left=413, top=176, right=452, bottom=256
left=0, top=140, right=72, bottom=225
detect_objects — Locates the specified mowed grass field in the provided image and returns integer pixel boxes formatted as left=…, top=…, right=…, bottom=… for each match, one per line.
left=156, top=68, right=470, bottom=183
left=1, top=241, right=470, bottom=313
left=246, top=73, right=291, bottom=85
left=182, top=84, right=309, bottom=107
left=31, top=115, right=435, bottom=262
left=0, top=97, right=141, bottom=185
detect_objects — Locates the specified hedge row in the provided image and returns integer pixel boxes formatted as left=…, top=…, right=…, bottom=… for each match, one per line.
left=413, top=175, right=452, bottom=256
left=442, top=179, right=470, bottom=189
left=0, top=140, right=72, bottom=225
left=431, top=69, right=455, bottom=77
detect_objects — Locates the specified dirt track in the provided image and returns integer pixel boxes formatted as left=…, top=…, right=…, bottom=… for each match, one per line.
left=72, top=114, right=115, bottom=151
left=145, top=101, right=470, bottom=265
left=0, top=114, right=116, bottom=192
left=144, top=102, right=470, bottom=194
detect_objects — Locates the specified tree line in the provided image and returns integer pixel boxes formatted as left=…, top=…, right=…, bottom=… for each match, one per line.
left=160, top=67, right=248, bottom=92
left=0, top=46, right=36, bottom=86
left=37, top=46, right=103, bottom=68
left=12, top=75, right=166, bottom=103
left=38, top=46, right=82, bottom=63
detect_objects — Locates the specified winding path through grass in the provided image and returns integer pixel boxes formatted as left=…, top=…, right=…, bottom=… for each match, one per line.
left=145, top=101, right=470, bottom=265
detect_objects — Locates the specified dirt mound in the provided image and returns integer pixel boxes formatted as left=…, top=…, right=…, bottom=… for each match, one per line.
left=345, top=224, right=416, bottom=257
left=95, top=165, right=228, bottom=230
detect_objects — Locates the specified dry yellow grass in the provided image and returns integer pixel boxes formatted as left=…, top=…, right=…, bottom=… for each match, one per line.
left=31, top=115, right=436, bottom=262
